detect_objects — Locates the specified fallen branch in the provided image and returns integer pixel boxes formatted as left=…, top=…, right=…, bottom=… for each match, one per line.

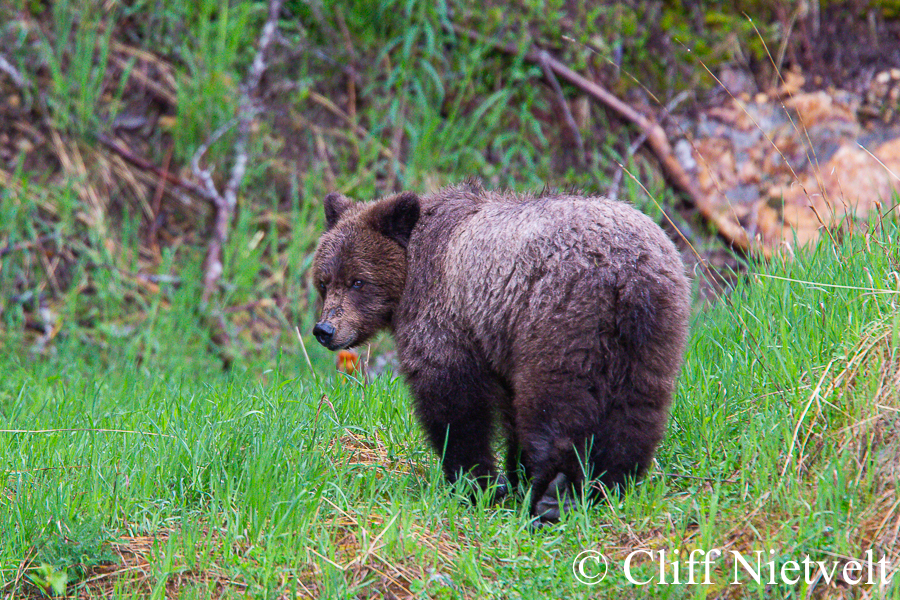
left=452, top=26, right=705, bottom=220
left=98, top=134, right=207, bottom=199
left=537, top=50, right=585, bottom=165
left=193, top=0, right=285, bottom=304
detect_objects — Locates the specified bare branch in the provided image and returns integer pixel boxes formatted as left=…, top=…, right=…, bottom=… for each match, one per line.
left=538, top=50, right=586, bottom=165
left=222, top=118, right=251, bottom=211
left=190, top=116, right=241, bottom=206
left=98, top=134, right=209, bottom=199
left=0, top=54, right=25, bottom=89
left=245, top=1, right=284, bottom=98
left=452, top=26, right=704, bottom=214
left=193, top=0, right=285, bottom=304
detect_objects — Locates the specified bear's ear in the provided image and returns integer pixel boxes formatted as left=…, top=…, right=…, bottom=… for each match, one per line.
left=323, top=192, right=352, bottom=230
left=374, top=192, right=420, bottom=248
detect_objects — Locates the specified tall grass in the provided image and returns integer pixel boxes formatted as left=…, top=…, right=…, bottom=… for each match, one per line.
left=2, top=2, right=899, bottom=595
left=2, top=219, right=898, bottom=598
left=39, top=0, right=116, bottom=137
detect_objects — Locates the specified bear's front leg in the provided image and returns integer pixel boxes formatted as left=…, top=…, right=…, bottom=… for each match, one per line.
left=404, top=360, right=507, bottom=499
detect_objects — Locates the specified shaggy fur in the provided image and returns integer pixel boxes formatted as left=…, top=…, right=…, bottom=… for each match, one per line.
left=312, top=180, right=691, bottom=522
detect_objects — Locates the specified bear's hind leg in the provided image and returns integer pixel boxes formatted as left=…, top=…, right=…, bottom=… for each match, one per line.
left=588, top=388, right=667, bottom=492
left=406, top=362, right=508, bottom=499
left=503, top=429, right=531, bottom=495
left=514, top=380, right=598, bottom=522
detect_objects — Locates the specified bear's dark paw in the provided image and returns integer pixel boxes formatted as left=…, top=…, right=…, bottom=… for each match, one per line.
left=532, top=472, right=574, bottom=524
left=488, top=473, right=509, bottom=504
left=474, top=472, right=510, bottom=504
left=451, top=471, right=509, bottom=505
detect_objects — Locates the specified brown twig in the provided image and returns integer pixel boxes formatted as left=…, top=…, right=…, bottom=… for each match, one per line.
left=452, top=26, right=705, bottom=221
left=6, top=547, right=36, bottom=599
left=335, top=7, right=358, bottom=124
left=194, top=0, right=285, bottom=305
left=98, top=134, right=207, bottom=199
left=148, top=144, right=173, bottom=250
left=538, top=50, right=586, bottom=165
left=0, top=54, right=25, bottom=89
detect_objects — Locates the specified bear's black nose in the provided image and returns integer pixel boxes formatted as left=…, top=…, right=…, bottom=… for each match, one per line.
left=313, top=322, right=335, bottom=346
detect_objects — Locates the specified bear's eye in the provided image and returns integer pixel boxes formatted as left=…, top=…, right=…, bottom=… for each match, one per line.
left=350, top=279, right=364, bottom=290
left=317, top=282, right=326, bottom=295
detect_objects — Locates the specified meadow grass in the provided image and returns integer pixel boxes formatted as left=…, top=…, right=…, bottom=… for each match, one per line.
left=2, top=1, right=900, bottom=598
left=2, top=220, right=898, bottom=599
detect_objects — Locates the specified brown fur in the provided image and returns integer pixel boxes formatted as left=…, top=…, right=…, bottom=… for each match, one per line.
left=312, top=181, right=691, bottom=523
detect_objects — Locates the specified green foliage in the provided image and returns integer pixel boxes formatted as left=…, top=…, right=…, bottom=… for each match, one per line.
left=4, top=0, right=863, bottom=360
left=294, top=0, right=555, bottom=195
left=878, top=0, right=900, bottom=18
left=26, top=563, right=68, bottom=596
left=171, top=0, right=258, bottom=164
left=3, top=0, right=900, bottom=596
left=22, top=519, right=115, bottom=597
left=37, top=0, right=118, bottom=137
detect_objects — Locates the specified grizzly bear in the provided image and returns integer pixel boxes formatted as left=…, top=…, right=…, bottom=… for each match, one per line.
left=311, top=180, right=691, bottom=523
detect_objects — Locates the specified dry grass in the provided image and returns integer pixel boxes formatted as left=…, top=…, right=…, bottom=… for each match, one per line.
left=783, top=318, right=900, bottom=574
left=840, top=322, right=900, bottom=586
left=82, top=532, right=247, bottom=599
left=296, top=511, right=464, bottom=600
left=11, top=517, right=462, bottom=599
left=327, top=430, right=425, bottom=479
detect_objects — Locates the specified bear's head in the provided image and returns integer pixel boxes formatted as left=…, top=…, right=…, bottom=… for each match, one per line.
left=310, top=191, right=420, bottom=350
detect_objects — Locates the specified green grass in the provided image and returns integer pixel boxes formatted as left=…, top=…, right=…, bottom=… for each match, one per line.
left=2, top=223, right=898, bottom=598
left=40, top=0, right=116, bottom=137
left=2, top=0, right=900, bottom=597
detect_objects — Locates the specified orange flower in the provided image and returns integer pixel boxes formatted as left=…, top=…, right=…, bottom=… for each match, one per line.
left=336, top=349, right=360, bottom=375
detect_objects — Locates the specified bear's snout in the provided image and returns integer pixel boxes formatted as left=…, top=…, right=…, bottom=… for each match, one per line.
left=313, top=321, right=336, bottom=347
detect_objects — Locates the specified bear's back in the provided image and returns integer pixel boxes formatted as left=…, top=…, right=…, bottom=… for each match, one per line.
left=398, top=186, right=689, bottom=378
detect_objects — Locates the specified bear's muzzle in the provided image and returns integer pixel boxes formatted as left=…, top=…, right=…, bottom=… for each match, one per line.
left=313, top=321, right=336, bottom=347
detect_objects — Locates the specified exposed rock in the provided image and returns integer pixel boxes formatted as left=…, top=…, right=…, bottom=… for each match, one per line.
left=678, top=85, right=900, bottom=255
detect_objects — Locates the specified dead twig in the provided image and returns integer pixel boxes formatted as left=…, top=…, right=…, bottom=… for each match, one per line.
left=148, top=144, right=173, bottom=250
left=0, top=54, right=26, bottom=89
left=335, top=7, right=359, bottom=124
left=538, top=50, right=586, bottom=165
left=193, top=0, right=285, bottom=305
left=6, top=547, right=36, bottom=599
left=452, top=25, right=703, bottom=209
left=97, top=134, right=207, bottom=199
